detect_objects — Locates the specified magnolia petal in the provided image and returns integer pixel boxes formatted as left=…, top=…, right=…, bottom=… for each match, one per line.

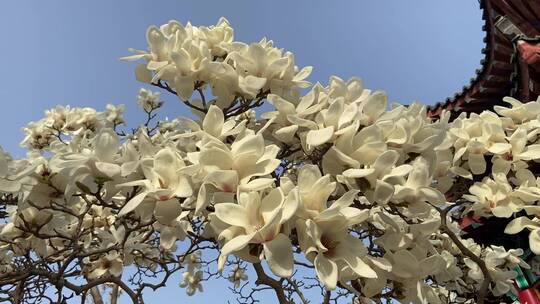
left=418, top=187, right=445, bottom=204
left=205, top=170, right=238, bottom=193
left=238, top=75, right=266, bottom=98
left=154, top=148, right=179, bottom=183
left=374, top=180, right=394, bottom=205
left=315, top=254, right=338, bottom=290
left=468, top=153, right=486, bottom=175
left=94, top=129, right=120, bottom=162
left=214, top=203, right=250, bottom=228
left=373, top=150, right=399, bottom=173
left=174, top=75, right=195, bottom=100
left=220, top=233, right=255, bottom=257
left=239, top=178, right=273, bottom=191
left=135, top=64, right=152, bottom=83
left=0, top=178, right=21, bottom=193
left=450, top=166, right=473, bottom=179
left=154, top=199, right=183, bottom=224
left=362, top=91, right=387, bottom=122
left=330, top=190, right=359, bottom=210
left=343, top=251, right=377, bottom=278
left=95, top=162, right=121, bottom=178
left=203, top=105, right=225, bottom=138
left=281, top=189, right=299, bottom=222
left=505, top=217, right=538, bottom=234
left=263, top=233, right=294, bottom=278
left=530, top=230, right=540, bottom=255
left=274, top=125, right=298, bottom=143
left=342, top=208, right=370, bottom=226
left=487, top=142, right=512, bottom=155
left=261, top=188, right=285, bottom=223
left=293, top=66, right=313, bottom=82
left=343, top=168, right=374, bottom=178
left=118, top=191, right=148, bottom=217
left=306, top=126, right=334, bottom=147
left=519, top=145, right=540, bottom=160
left=231, top=134, right=265, bottom=159
left=391, top=250, right=418, bottom=278
left=160, top=227, right=178, bottom=250
left=199, top=147, right=233, bottom=170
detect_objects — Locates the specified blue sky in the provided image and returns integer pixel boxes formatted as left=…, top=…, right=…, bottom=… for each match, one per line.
left=0, top=1, right=484, bottom=302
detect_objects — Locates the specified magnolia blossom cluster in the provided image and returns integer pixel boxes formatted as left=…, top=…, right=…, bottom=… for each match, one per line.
left=0, top=18, right=539, bottom=304
left=121, top=17, right=311, bottom=107
left=21, top=104, right=125, bottom=150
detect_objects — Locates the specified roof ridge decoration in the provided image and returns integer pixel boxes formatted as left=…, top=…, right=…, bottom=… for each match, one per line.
left=428, top=0, right=540, bottom=119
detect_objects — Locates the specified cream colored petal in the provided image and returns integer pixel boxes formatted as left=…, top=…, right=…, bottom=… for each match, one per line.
left=199, top=147, right=233, bottom=169
left=329, top=190, right=359, bottom=211
left=343, top=168, right=374, bottom=178
left=492, top=158, right=511, bottom=175
left=293, top=66, right=313, bottom=82
left=263, top=233, right=293, bottom=278
left=205, top=170, right=238, bottom=192
left=0, top=179, right=21, bottom=193
left=342, top=208, right=369, bottom=226
left=118, top=191, right=148, bottom=217
left=154, top=199, right=183, bottom=224
left=298, top=165, right=322, bottom=189
left=135, top=64, right=152, bottom=83
left=203, top=105, right=225, bottom=138
left=174, top=75, right=195, bottom=100
left=467, top=153, right=486, bottom=175
left=315, top=254, right=338, bottom=290
left=94, top=128, right=120, bottom=162
left=238, top=178, right=274, bottom=192
left=214, top=203, right=250, bottom=228
left=487, top=143, right=512, bottom=155
left=261, top=188, right=285, bottom=223
left=373, top=150, right=399, bottom=174
left=504, top=217, right=539, bottom=234
left=529, top=229, right=540, bottom=254
left=341, top=248, right=377, bottom=278
left=390, top=250, right=418, bottom=278
left=374, top=180, right=394, bottom=205
left=281, top=189, right=299, bottom=222
left=419, top=254, right=446, bottom=277
left=220, top=233, right=255, bottom=257
left=238, top=75, right=266, bottom=98
left=153, top=148, right=178, bottom=184
left=274, top=125, right=298, bottom=143
left=362, top=91, right=387, bottom=122
left=160, top=227, right=178, bottom=250
left=306, top=126, right=334, bottom=147
left=519, top=145, right=540, bottom=160
left=231, top=134, right=265, bottom=160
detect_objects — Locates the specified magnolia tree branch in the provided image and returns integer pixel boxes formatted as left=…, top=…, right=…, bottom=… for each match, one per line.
left=429, top=200, right=493, bottom=304
left=252, top=263, right=289, bottom=304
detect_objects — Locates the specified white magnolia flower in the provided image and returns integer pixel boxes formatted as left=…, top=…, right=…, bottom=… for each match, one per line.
left=463, top=173, right=527, bottom=218
left=118, top=146, right=193, bottom=223
left=180, top=269, right=204, bottom=296
left=193, top=132, right=280, bottom=213
left=228, top=265, right=248, bottom=288
left=214, top=188, right=298, bottom=278
left=505, top=212, right=540, bottom=254
left=494, top=96, right=540, bottom=123
left=489, top=127, right=540, bottom=174
left=137, top=88, right=163, bottom=112
left=87, top=252, right=123, bottom=279
left=296, top=215, right=376, bottom=290
left=393, top=157, right=446, bottom=215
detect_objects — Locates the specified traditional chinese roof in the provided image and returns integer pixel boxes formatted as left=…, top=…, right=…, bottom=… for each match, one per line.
left=428, top=0, right=540, bottom=119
